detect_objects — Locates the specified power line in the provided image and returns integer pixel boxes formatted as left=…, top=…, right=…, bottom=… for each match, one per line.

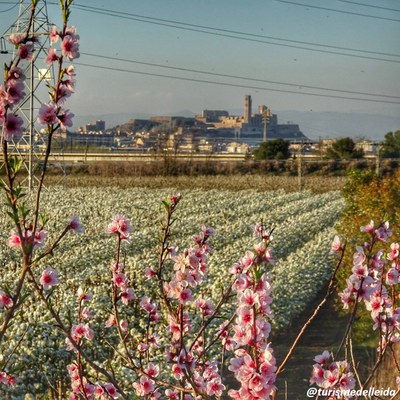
left=68, top=3, right=400, bottom=63
left=0, top=1, right=18, bottom=13
left=335, top=0, right=400, bottom=13
left=74, top=61, right=400, bottom=105
left=273, top=0, right=400, bottom=22
left=81, top=51, right=400, bottom=100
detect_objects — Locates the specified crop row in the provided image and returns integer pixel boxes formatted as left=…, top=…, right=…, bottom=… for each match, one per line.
left=0, top=187, right=343, bottom=397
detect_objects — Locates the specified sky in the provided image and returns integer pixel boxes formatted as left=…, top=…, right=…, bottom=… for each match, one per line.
left=0, top=0, right=400, bottom=133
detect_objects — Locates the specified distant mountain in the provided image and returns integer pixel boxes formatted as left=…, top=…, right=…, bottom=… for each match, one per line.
left=72, top=112, right=153, bottom=131
left=73, top=110, right=399, bottom=141
left=275, top=111, right=400, bottom=141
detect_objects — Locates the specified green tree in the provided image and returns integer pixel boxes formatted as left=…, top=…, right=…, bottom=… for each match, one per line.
left=253, top=139, right=290, bottom=160
left=381, top=130, right=400, bottom=158
left=326, top=137, right=363, bottom=159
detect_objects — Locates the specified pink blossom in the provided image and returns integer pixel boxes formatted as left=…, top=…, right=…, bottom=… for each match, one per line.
left=0, top=290, right=13, bottom=308
left=49, top=26, right=59, bottom=44
left=65, top=26, right=80, bottom=40
left=360, top=220, right=374, bottom=234
left=140, top=296, right=157, bottom=313
left=107, top=214, right=133, bottom=239
left=145, top=266, right=156, bottom=280
left=0, top=105, right=5, bottom=124
left=165, top=389, right=179, bottom=399
left=65, top=65, right=75, bottom=76
left=77, top=287, right=92, bottom=302
left=105, top=314, right=116, bottom=328
left=388, top=243, right=400, bottom=261
left=71, top=323, right=94, bottom=341
left=0, top=371, right=16, bottom=386
left=119, top=319, right=128, bottom=332
left=113, top=272, right=128, bottom=289
left=7, top=67, right=25, bottom=83
left=132, top=376, right=155, bottom=396
left=120, top=287, right=134, bottom=305
left=61, top=36, right=80, bottom=60
left=313, top=350, right=331, bottom=365
left=375, top=221, right=392, bottom=242
left=201, top=225, right=215, bottom=238
left=386, top=268, right=399, bottom=285
left=206, top=378, right=225, bottom=397
left=33, top=229, right=47, bottom=249
left=137, top=342, right=149, bottom=352
left=104, top=383, right=120, bottom=399
left=168, top=193, right=181, bottom=207
left=80, top=307, right=93, bottom=320
left=56, top=84, right=73, bottom=103
left=144, top=363, right=160, bottom=378
left=3, top=113, right=24, bottom=141
left=38, top=103, right=58, bottom=125
left=6, top=231, right=22, bottom=248
left=18, top=43, right=33, bottom=60
left=310, top=364, right=325, bottom=385
left=330, top=235, right=343, bottom=253
left=195, top=297, right=215, bottom=316
left=178, top=288, right=193, bottom=304
left=94, top=384, right=105, bottom=397
left=57, top=109, right=74, bottom=129
left=69, top=216, right=84, bottom=233
left=9, top=33, right=26, bottom=45
left=45, top=48, right=58, bottom=65
left=40, top=267, right=60, bottom=290
left=239, top=289, right=259, bottom=307
left=6, top=81, right=25, bottom=105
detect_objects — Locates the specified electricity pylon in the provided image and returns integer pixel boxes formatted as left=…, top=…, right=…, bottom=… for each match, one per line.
left=1, top=0, right=61, bottom=192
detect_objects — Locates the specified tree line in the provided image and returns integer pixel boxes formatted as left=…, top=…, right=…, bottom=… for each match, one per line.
left=253, top=130, right=400, bottom=160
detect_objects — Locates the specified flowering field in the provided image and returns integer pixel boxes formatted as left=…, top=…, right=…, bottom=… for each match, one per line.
left=0, top=186, right=343, bottom=397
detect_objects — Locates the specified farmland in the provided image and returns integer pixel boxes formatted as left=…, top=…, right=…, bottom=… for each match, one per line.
left=0, top=183, right=344, bottom=398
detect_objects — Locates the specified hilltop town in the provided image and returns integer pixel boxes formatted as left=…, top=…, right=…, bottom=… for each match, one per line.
left=54, top=96, right=309, bottom=154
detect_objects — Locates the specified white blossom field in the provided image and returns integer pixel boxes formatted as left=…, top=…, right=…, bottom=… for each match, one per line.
left=0, top=186, right=344, bottom=398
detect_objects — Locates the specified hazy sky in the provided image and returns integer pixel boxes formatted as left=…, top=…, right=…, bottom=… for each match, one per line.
left=1, top=0, right=400, bottom=119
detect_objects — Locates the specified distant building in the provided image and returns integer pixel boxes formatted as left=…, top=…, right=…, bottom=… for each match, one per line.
left=194, top=96, right=307, bottom=145
left=197, top=109, right=229, bottom=123
left=244, top=95, right=252, bottom=124
left=55, top=131, right=114, bottom=148
left=80, top=120, right=106, bottom=133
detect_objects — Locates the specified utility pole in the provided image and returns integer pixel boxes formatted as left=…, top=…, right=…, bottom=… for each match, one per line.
left=297, top=141, right=304, bottom=191
left=376, top=143, right=382, bottom=178
left=1, top=0, right=56, bottom=192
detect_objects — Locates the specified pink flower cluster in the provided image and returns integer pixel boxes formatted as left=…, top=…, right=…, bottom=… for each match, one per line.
left=66, top=287, right=94, bottom=352
left=0, top=289, right=13, bottom=308
left=310, top=351, right=355, bottom=397
left=111, top=261, right=135, bottom=306
left=6, top=228, right=47, bottom=251
left=164, top=225, right=214, bottom=305
left=338, top=221, right=400, bottom=345
left=147, top=225, right=227, bottom=399
left=107, top=214, right=133, bottom=240
left=0, top=371, right=16, bottom=387
left=67, top=364, right=120, bottom=400
left=37, top=25, right=79, bottom=130
left=227, top=224, right=277, bottom=399
left=132, top=363, right=161, bottom=398
left=40, top=266, right=60, bottom=290
left=66, top=288, right=116, bottom=399
left=0, top=63, right=26, bottom=141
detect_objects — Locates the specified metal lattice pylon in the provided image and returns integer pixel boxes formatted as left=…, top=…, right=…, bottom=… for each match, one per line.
left=1, top=0, right=65, bottom=191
